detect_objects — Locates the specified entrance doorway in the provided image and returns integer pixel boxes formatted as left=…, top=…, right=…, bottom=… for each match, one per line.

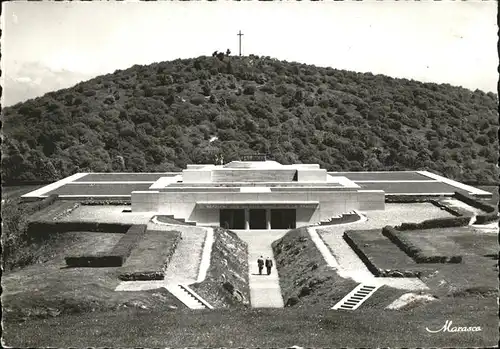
left=220, top=209, right=245, bottom=229
left=249, top=209, right=266, bottom=229
left=271, top=209, right=296, bottom=229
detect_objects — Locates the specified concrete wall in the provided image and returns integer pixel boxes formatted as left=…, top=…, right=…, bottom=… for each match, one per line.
left=211, top=169, right=297, bottom=182
left=296, top=207, right=318, bottom=228
left=131, top=188, right=385, bottom=226
left=131, top=191, right=159, bottom=211
left=297, top=169, right=327, bottom=182
left=182, top=169, right=212, bottom=183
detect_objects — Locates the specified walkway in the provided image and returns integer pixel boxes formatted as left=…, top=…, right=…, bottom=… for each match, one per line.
left=115, top=223, right=209, bottom=291
left=234, top=230, right=288, bottom=308
left=307, top=223, right=428, bottom=290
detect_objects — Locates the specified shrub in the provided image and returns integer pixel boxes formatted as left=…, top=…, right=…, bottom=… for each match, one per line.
left=83, top=90, right=96, bottom=97
left=454, top=192, right=496, bottom=213
left=475, top=213, right=499, bottom=225
left=190, top=95, right=206, bottom=106
left=395, top=216, right=471, bottom=230
left=242, top=83, right=257, bottom=95
left=80, top=200, right=131, bottom=206
left=26, top=195, right=59, bottom=213
left=27, top=221, right=132, bottom=236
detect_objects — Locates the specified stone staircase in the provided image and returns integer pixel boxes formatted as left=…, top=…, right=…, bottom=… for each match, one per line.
left=158, top=214, right=197, bottom=226
left=319, top=210, right=358, bottom=225
left=332, top=283, right=381, bottom=310
left=165, top=284, right=213, bottom=309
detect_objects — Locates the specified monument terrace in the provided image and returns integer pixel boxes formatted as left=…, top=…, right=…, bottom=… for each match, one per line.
left=23, top=156, right=492, bottom=230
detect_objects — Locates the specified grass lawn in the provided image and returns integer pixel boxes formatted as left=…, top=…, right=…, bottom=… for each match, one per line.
left=345, top=226, right=497, bottom=298
left=272, top=227, right=358, bottom=307
left=391, top=227, right=463, bottom=261
left=345, top=229, right=434, bottom=275
left=2, top=231, right=183, bottom=323
left=119, top=229, right=181, bottom=280
left=192, top=228, right=250, bottom=308
left=4, top=296, right=497, bottom=347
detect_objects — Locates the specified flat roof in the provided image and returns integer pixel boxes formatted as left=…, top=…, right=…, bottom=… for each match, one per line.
left=22, top=170, right=493, bottom=199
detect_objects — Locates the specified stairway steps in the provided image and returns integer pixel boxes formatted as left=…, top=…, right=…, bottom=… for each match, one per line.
left=165, top=284, right=213, bottom=309
left=332, top=283, right=381, bottom=310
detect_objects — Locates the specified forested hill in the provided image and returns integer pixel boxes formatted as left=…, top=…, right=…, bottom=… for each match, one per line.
left=2, top=54, right=498, bottom=185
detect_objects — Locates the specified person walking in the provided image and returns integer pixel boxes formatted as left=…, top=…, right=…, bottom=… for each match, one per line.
left=265, top=257, right=273, bottom=275
left=257, top=256, right=264, bottom=275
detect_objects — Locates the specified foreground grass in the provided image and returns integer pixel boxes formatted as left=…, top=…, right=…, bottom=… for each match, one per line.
left=4, top=296, right=497, bottom=347
left=2, top=231, right=184, bottom=322
left=273, top=227, right=359, bottom=307
left=192, top=228, right=250, bottom=308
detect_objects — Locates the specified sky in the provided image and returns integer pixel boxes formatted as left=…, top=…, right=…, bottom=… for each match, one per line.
left=2, top=1, right=498, bottom=107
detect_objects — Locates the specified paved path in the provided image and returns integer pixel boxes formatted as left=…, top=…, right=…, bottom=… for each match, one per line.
left=115, top=223, right=209, bottom=291
left=312, top=220, right=428, bottom=290
left=234, top=230, right=287, bottom=308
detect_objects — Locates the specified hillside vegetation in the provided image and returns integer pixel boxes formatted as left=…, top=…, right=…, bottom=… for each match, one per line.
left=2, top=54, right=498, bottom=184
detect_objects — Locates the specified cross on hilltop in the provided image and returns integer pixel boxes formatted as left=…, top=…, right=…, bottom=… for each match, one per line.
left=237, top=30, right=244, bottom=56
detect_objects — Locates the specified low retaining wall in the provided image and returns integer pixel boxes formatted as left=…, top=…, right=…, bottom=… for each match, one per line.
left=385, top=194, right=449, bottom=203
left=396, top=216, right=471, bottom=231
left=28, top=221, right=132, bottom=235
left=430, top=199, right=463, bottom=217
left=475, top=213, right=499, bottom=225
left=454, top=192, right=496, bottom=213
left=80, top=200, right=131, bottom=206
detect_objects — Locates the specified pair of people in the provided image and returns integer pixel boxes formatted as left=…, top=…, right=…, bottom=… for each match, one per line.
left=257, top=256, right=273, bottom=275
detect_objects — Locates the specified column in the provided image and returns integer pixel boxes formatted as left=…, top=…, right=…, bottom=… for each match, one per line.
left=244, top=208, right=250, bottom=230
left=266, top=209, right=271, bottom=230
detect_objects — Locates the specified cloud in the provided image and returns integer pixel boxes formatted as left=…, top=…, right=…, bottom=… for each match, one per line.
left=2, top=62, right=95, bottom=107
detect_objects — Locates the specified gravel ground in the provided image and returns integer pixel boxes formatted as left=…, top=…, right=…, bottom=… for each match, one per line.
left=161, top=225, right=207, bottom=284
left=60, top=205, right=156, bottom=224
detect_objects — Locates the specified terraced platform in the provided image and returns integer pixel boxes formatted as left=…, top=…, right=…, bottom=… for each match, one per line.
left=23, top=170, right=492, bottom=199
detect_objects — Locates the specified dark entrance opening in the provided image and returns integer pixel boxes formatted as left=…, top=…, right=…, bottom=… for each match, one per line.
left=249, top=209, right=267, bottom=229
left=271, top=209, right=296, bottom=229
left=220, top=209, right=245, bottom=229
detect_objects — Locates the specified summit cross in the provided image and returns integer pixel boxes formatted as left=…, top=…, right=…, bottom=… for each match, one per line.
left=237, top=30, right=244, bottom=56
